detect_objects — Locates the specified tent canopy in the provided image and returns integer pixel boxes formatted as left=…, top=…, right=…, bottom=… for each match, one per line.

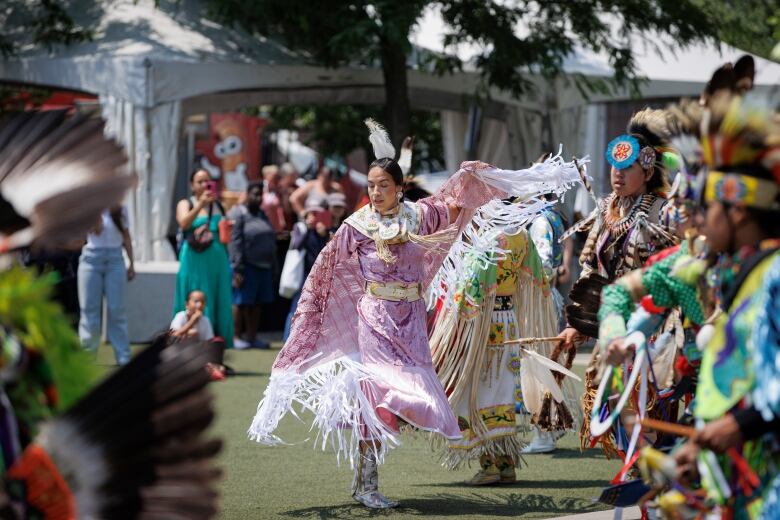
left=2, top=0, right=777, bottom=260
left=9, top=0, right=777, bottom=112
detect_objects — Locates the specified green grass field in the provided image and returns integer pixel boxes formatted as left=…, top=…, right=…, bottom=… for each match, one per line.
left=98, top=343, right=620, bottom=519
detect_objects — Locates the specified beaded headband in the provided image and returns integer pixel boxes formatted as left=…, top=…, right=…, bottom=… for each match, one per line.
left=704, top=171, right=780, bottom=210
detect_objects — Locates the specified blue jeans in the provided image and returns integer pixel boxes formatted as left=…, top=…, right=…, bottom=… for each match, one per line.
left=282, top=290, right=301, bottom=342
left=77, top=247, right=130, bottom=365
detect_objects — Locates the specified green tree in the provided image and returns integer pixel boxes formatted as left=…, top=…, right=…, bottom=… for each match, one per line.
left=693, top=0, right=779, bottom=61
left=264, top=104, right=445, bottom=173
left=203, top=0, right=732, bottom=146
left=0, top=0, right=92, bottom=58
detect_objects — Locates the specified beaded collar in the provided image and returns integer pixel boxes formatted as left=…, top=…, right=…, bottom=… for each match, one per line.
left=345, top=201, right=422, bottom=243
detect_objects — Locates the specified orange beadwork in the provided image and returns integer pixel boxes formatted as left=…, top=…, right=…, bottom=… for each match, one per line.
left=7, top=444, right=76, bottom=520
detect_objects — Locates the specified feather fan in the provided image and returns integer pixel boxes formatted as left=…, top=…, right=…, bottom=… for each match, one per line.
left=0, top=110, right=134, bottom=252
left=6, top=335, right=223, bottom=519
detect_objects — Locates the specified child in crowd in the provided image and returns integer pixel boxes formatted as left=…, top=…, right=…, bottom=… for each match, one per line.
left=171, top=290, right=214, bottom=340
left=170, top=290, right=225, bottom=380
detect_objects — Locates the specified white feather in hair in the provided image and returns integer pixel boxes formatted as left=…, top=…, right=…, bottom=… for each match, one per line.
left=364, top=118, right=395, bottom=160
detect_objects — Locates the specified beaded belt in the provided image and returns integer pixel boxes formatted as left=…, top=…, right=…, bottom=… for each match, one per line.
left=365, top=281, right=423, bottom=302
left=493, top=295, right=514, bottom=311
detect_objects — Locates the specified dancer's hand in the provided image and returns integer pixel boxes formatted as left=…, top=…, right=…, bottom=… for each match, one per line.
left=558, top=327, right=584, bottom=351
left=605, top=338, right=632, bottom=365
left=695, top=414, right=742, bottom=453
left=673, top=441, right=700, bottom=485
left=557, top=264, right=570, bottom=285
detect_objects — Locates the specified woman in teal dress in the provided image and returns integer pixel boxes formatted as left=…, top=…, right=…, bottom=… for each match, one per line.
left=174, top=169, right=234, bottom=348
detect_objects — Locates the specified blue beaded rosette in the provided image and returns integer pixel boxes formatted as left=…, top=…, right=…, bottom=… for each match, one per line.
left=606, top=134, right=640, bottom=170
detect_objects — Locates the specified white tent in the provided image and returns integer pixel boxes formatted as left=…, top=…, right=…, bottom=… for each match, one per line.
left=3, top=0, right=779, bottom=260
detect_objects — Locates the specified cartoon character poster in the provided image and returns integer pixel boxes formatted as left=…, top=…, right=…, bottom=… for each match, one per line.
left=196, top=113, right=267, bottom=192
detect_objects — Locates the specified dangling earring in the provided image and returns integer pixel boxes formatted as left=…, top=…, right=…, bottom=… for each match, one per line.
left=396, top=192, right=402, bottom=201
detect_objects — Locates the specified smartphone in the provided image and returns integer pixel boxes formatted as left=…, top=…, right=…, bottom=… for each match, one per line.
left=312, top=210, right=332, bottom=229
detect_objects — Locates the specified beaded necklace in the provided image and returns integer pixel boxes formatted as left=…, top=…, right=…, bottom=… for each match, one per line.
left=603, top=193, right=657, bottom=245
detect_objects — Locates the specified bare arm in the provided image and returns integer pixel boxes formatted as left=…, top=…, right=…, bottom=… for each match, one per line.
left=289, top=182, right=313, bottom=216
left=562, top=235, right=573, bottom=269
left=122, top=227, right=135, bottom=281
left=176, top=192, right=214, bottom=231
left=558, top=235, right=574, bottom=284
left=173, top=312, right=201, bottom=337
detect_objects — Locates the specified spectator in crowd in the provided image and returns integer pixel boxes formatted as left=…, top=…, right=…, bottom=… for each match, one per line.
left=174, top=168, right=234, bottom=348
left=279, top=162, right=300, bottom=230
left=282, top=200, right=331, bottom=341
left=170, top=289, right=226, bottom=381
left=327, top=192, right=348, bottom=232
left=261, top=165, right=287, bottom=233
left=77, top=205, right=135, bottom=365
left=229, top=181, right=277, bottom=349
left=171, top=289, right=214, bottom=340
left=289, top=164, right=343, bottom=218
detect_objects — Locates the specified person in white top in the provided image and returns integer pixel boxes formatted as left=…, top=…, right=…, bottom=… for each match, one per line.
left=77, top=205, right=135, bottom=365
left=170, top=290, right=226, bottom=381
left=170, top=290, right=215, bottom=341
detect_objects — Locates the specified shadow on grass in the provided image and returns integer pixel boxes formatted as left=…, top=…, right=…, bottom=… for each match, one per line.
left=415, top=479, right=607, bottom=490
left=280, top=492, right=599, bottom=518
left=227, top=371, right=269, bottom=377
left=548, top=448, right=610, bottom=460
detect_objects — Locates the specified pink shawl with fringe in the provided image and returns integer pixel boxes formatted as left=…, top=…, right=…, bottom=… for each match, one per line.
left=274, top=161, right=502, bottom=372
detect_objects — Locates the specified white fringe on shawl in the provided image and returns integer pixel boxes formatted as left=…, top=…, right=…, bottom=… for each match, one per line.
left=248, top=356, right=400, bottom=468
left=477, top=149, right=588, bottom=201
left=428, top=150, right=589, bottom=311
left=426, top=199, right=550, bottom=311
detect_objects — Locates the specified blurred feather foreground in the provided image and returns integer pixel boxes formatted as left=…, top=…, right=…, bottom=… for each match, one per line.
left=0, top=109, right=135, bottom=252
left=0, top=110, right=222, bottom=518
left=3, top=334, right=224, bottom=519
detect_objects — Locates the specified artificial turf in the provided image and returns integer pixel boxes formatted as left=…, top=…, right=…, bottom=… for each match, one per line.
left=99, top=343, right=621, bottom=519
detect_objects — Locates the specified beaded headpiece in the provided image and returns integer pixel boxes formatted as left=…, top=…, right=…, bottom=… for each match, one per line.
left=667, top=93, right=780, bottom=210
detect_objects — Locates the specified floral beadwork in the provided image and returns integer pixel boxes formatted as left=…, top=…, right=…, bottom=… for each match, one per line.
left=345, top=200, right=421, bottom=242
left=507, top=354, right=522, bottom=374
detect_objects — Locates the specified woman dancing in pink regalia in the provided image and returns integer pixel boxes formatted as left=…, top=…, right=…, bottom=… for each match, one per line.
left=249, top=119, right=585, bottom=508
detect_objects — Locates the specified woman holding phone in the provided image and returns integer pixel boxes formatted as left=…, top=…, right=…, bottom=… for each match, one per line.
left=174, top=168, right=234, bottom=348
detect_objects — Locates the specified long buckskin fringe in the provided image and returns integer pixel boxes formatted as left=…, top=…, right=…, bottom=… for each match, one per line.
left=248, top=357, right=400, bottom=468
left=441, top=435, right=527, bottom=471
